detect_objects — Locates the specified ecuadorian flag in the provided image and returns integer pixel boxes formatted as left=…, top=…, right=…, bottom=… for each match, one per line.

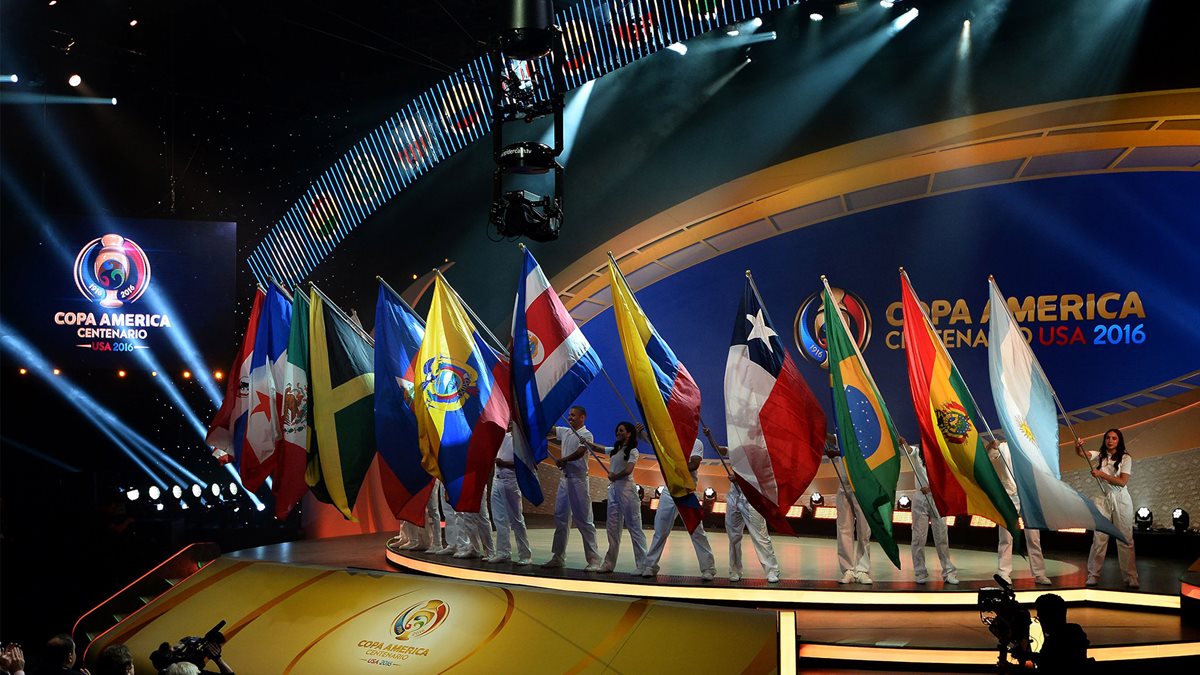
left=608, top=258, right=703, bottom=533
left=823, top=279, right=902, bottom=569
left=414, top=275, right=510, bottom=512
left=900, top=270, right=1019, bottom=540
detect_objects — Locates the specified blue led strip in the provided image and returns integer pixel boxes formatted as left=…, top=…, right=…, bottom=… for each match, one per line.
left=247, top=1, right=800, bottom=286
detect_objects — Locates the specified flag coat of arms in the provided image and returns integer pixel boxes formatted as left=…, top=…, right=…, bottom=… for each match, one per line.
left=607, top=258, right=703, bottom=533
left=243, top=283, right=291, bottom=490
left=723, top=276, right=826, bottom=534
left=206, top=288, right=265, bottom=464
left=308, top=286, right=376, bottom=520
left=511, top=247, right=602, bottom=505
left=375, top=281, right=436, bottom=524
left=272, top=289, right=312, bottom=520
left=987, top=278, right=1125, bottom=541
left=414, top=275, right=510, bottom=512
left=823, top=280, right=902, bottom=568
left=901, top=270, right=1019, bottom=539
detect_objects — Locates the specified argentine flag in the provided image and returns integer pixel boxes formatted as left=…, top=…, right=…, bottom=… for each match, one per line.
left=987, top=277, right=1124, bottom=541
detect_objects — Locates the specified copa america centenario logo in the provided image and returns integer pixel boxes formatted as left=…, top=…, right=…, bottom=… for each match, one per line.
left=73, top=234, right=151, bottom=308
left=392, top=599, right=450, bottom=641
left=794, top=287, right=872, bottom=369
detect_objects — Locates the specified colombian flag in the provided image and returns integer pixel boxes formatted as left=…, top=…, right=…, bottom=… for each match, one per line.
left=823, top=279, right=902, bottom=569
left=900, top=270, right=1018, bottom=539
left=608, top=258, right=703, bottom=533
left=413, top=275, right=510, bottom=512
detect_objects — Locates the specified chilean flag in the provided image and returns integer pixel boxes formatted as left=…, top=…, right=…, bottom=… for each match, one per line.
left=206, top=288, right=265, bottom=466
left=511, top=247, right=602, bottom=505
left=243, top=282, right=292, bottom=490
left=723, top=277, right=826, bottom=534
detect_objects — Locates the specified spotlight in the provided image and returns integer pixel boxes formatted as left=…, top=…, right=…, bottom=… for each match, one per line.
left=151, top=371, right=158, bottom=377
left=1173, top=508, right=1189, bottom=533
left=726, top=29, right=740, bottom=36
left=1135, top=506, right=1152, bottom=531
left=897, top=495, right=912, bottom=510
left=191, top=484, right=202, bottom=498
left=750, top=17, right=763, bottom=28
left=214, top=370, right=224, bottom=380
left=53, top=368, right=61, bottom=376
left=229, top=482, right=239, bottom=496
left=129, top=19, right=138, bottom=27
left=110, top=97, right=117, bottom=106
left=68, top=74, right=81, bottom=87
left=182, top=370, right=192, bottom=379
left=809, top=13, right=824, bottom=22
left=7, top=74, right=16, bottom=83
left=126, top=488, right=140, bottom=502
left=171, top=485, right=183, bottom=499
left=148, top=485, right=161, bottom=500
left=703, top=487, right=717, bottom=500
left=810, top=491, right=824, bottom=506
left=118, top=370, right=127, bottom=378
left=211, top=483, right=221, bottom=497
left=181, top=502, right=189, bottom=511
left=963, top=19, right=971, bottom=28
left=256, top=503, right=267, bottom=512
left=19, top=368, right=27, bottom=375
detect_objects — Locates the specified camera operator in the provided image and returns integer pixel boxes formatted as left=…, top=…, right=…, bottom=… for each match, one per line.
left=148, top=623, right=232, bottom=675
left=1032, top=594, right=1090, bottom=670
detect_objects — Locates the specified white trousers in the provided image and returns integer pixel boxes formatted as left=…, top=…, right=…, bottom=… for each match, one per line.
left=441, top=485, right=493, bottom=556
left=1088, top=489, right=1137, bottom=584
left=911, top=493, right=956, bottom=579
left=424, top=485, right=443, bottom=549
left=836, top=489, right=871, bottom=575
left=727, top=487, right=779, bottom=578
left=644, top=493, right=716, bottom=575
left=550, top=473, right=600, bottom=565
left=602, top=480, right=647, bottom=570
left=490, top=467, right=531, bottom=560
left=997, top=492, right=1045, bottom=580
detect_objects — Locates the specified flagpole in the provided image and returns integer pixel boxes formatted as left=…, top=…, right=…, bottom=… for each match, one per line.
left=377, top=276, right=427, bottom=328
left=270, top=279, right=294, bottom=303
left=557, top=414, right=611, bottom=471
left=699, top=420, right=736, bottom=482
left=309, top=282, right=374, bottom=347
left=435, top=270, right=509, bottom=357
left=988, top=277, right=1102, bottom=492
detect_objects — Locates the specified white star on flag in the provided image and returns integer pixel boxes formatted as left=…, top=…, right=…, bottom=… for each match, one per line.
left=746, top=310, right=777, bottom=352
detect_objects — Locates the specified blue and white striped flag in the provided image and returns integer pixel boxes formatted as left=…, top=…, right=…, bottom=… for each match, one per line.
left=987, top=277, right=1124, bottom=541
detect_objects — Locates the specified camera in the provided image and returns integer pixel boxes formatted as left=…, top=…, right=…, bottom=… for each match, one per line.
left=150, top=620, right=226, bottom=672
left=979, top=575, right=1032, bottom=670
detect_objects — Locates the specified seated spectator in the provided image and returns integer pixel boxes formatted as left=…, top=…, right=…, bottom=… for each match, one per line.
left=30, top=635, right=85, bottom=675
left=163, top=664, right=198, bottom=675
left=1034, top=593, right=1091, bottom=670
left=93, top=645, right=133, bottom=675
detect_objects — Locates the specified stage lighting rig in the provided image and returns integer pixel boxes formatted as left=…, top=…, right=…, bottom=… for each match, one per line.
left=1173, top=508, right=1189, bottom=533
left=1135, top=506, right=1153, bottom=531
left=490, top=0, right=566, bottom=242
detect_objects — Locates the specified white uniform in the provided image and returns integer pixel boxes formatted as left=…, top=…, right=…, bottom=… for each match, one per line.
left=643, top=439, right=716, bottom=578
left=1086, top=450, right=1138, bottom=586
left=989, top=442, right=1047, bottom=583
left=548, top=425, right=601, bottom=566
left=490, top=433, right=532, bottom=562
left=600, top=444, right=648, bottom=571
left=906, top=445, right=958, bottom=583
left=440, top=481, right=493, bottom=558
left=832, top=455, right=871, bottom=579
left=398, top=483, right=443, bottom=550
left=726, top=482, right=780, bottom=582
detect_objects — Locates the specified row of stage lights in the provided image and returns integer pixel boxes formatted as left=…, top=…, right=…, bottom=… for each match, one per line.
left=123, top=481, right=265, bottom=513
left=639, top=486, right=1193, bottom=534
left=15, top=367, right=223, bottom=380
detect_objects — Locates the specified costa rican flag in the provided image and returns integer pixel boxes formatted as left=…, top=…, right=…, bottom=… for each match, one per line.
left=511, top=247, right=602, bottom=504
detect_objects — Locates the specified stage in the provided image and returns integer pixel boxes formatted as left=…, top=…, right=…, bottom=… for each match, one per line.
left=80, top=527, right=1200, bottom=673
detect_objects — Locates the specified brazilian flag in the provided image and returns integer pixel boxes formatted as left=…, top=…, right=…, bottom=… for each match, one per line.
left=307, top=286, right=376, bottom=520
left=823, top=282, right=902, bottom=569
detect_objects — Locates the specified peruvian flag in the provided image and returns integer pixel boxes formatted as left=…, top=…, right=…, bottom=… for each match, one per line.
left=723, top=277, right=826, bottom=533
left=511, top=246, right=602, bottom=505
left=207, top=288, right=266, bottom=465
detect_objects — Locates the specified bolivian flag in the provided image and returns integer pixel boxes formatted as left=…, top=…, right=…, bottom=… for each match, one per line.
left=608, top=257, right=703, bottom=533
left=900, top=270, right=1018, bottom=539
left=823, top=279, right=902, bottom=569
left=307, top=285, right=376, bottom=520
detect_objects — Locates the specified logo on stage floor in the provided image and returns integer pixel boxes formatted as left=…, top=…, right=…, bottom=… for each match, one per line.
left=393, top=599, right=450, bottom=641
left=794, top=287, right=872, bottom=368
left=73, top=234, right=151, bottom=308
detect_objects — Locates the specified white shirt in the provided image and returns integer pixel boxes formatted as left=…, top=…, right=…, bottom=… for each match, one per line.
left=555, top=425, right=593, bottom=479
left=1088, top=449, right=1132, bottom=493
left=496, top=432, right=514, bottom=464
left=987, top=442, right=1019, bottom=499
left=688, top=439, right=704, bottom=482
left=607, top=445, right=639, bottom=481
left=905, top=443, right=931, bottom=488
